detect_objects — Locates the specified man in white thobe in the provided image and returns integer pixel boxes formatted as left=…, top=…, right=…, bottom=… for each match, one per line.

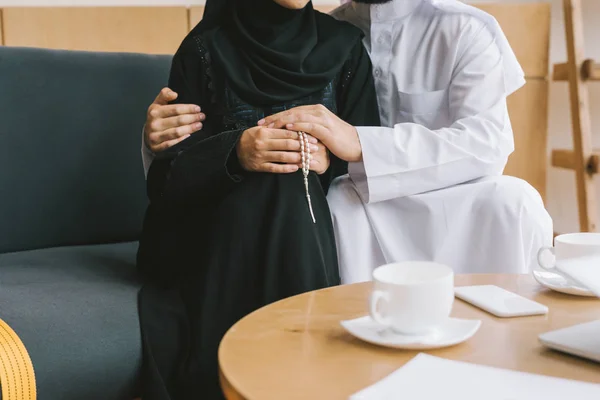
left=142, top=0, right=553, bottom=282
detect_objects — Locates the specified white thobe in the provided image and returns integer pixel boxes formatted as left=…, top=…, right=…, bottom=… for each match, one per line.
left=328, top=0, right=553, bottom=283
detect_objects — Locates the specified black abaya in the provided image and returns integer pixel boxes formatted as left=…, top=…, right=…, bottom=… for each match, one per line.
left=136, top=4, right=381, bottom=400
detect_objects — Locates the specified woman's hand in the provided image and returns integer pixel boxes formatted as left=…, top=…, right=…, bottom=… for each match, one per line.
left=237, top=126, right=318, bottom=173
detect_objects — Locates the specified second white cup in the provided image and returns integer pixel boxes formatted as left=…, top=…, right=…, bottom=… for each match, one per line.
left=538, top=233, right=600, bottom=273
left=369, top=261, right=454, bottom=336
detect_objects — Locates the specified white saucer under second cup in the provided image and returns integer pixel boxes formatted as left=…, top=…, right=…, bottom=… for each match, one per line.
left=341, top=316, right=481, bottom=350
left=532, top=268, right=596, bottom=297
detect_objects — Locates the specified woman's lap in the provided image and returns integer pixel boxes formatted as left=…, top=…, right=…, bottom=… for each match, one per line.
left=139, top=172, right=340, bottom=399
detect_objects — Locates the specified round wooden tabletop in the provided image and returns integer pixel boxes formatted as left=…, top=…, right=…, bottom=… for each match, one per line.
left=218, top=274, right=600, bottom=400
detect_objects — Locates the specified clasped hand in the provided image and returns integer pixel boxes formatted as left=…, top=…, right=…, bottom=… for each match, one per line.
left=237, top=104, right=364, bottom=174
left=258, top=104, right=362, bottom=163
left=236, top=126, right=329, bottom=175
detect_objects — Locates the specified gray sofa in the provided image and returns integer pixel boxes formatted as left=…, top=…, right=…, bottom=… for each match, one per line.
left=0, top=46, right=172, bottom=399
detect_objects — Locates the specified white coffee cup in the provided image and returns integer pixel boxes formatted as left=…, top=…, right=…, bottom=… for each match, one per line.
left=369, top=261, right=454, bottom=335
left=538, top=233, right=600, bottom=273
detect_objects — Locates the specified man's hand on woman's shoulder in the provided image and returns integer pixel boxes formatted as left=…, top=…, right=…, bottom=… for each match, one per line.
left=144, top=87, right=205, bottom=152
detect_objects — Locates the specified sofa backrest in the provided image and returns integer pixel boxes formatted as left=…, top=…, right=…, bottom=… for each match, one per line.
left=0, top=46, right=172, bottom=253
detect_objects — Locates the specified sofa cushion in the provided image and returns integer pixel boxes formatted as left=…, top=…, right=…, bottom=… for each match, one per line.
left=0, top=46, right=171, bottom=253
left=0, top=242, right=141, bottom=400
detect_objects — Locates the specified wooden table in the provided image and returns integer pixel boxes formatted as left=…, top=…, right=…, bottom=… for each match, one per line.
left=218, top=274, right=600, bottom=400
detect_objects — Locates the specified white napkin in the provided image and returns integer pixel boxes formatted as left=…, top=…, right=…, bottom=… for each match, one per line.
left=350, top=353, right=600, bottom=399
left=555, top=256, right=600, bottom=297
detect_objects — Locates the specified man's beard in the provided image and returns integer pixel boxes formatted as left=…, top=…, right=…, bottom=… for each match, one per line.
left=352, top=0, right=394, bottom=4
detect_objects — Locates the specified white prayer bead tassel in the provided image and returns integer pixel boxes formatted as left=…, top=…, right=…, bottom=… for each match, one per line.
left=299, top=131, right=316, bottom=224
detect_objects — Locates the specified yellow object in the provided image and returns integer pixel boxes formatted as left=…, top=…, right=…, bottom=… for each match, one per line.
left=0, top=318, right=36, bottom=400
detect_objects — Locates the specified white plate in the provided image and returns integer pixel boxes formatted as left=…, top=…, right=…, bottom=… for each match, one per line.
left=340, top=316, right=481, bottom=350
left=532, top=268, right=596, bottom=297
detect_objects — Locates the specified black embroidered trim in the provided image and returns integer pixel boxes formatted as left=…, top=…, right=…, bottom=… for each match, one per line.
left=193, top=35, right=217, bottom=106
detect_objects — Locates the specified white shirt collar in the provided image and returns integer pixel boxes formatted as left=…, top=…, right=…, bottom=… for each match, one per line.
left=352, top=0, right=424, bottom=22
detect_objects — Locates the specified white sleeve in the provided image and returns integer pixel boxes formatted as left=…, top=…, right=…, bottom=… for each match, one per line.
left=349, top=26, right=518, bottom=204
left=141, top=125, right=155, bottom=178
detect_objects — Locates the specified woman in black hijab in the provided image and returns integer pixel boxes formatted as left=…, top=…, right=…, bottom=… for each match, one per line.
left=137, top=0, right=380, bottom=398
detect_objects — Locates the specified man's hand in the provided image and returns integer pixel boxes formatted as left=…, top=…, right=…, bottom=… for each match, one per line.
left=258, top=104, right=362, bottom=163
left=237, top=127, right=319, bottom=174
left=144, top=87, right=205, bottom=152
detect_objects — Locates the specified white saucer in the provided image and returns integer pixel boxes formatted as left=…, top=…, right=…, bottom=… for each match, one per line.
left=340, top=316, right=481, bottom=350
left=532, top=268, right=596, bottom=297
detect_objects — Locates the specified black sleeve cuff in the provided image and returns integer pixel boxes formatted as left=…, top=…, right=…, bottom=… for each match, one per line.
left=161, top=129, right=245, bottom=205
left=225, top=135, right=245, bottom=183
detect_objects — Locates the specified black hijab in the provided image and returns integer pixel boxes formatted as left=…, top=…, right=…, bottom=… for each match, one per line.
left=201, top=0, right=363, bottom=106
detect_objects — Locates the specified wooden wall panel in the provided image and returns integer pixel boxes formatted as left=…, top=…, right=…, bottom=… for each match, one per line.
left=474, top=3, right=551, bottom=199
left=0, top=9, right=4, bottom=45
left=474, top=3, right=551, bottom=78
left=504, top=79, right=549, bottom=200
left=189, top=6, right=204, bottom=30
left=2, top=7, right=188, bottom=54
left=0, top=8, right=4, bottom=46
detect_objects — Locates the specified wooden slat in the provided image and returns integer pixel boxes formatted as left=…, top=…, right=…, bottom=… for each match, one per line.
left=553, top=60, right=600, bottom=81
left=582, top=59, right=600, bottom=80
left=504, top=80, right=549, bottom=201
left=474, top=3, right=551, bottom=78
left=551, top=149, right=600, bottom=174
left=552, top=149, right=577, bottom=170
left=189, top=6, right=204, bottom=30
left=2, top=7, right=188, bottom=54
left=563, top=0, right=597, bottom=232
left=553, top=62, right=569, bottom=81
left=0, top=9, right=4, bottom=45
